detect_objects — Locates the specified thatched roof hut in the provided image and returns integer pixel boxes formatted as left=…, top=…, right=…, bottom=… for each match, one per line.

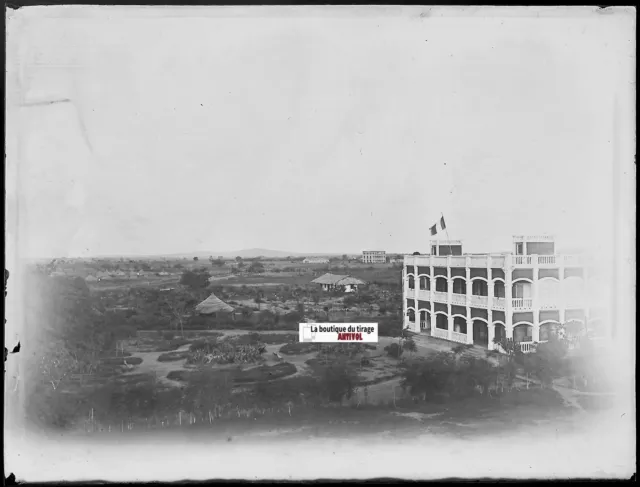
left=195, top=293, right=235, bottom=315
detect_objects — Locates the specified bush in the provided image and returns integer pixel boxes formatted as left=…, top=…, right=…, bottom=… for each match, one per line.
left=162, top=331, right=175, bottom=340
left=384, top=342, right=403, bottom=358
left=157, top=351, right=190, bottom=362
left=318, top=360, right=358, bottom=403
left=179, top=270, right=210, bottom=289
left=283, top=311, right=302, bottom=323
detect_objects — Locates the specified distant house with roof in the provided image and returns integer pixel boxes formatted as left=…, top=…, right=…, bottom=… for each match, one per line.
left=311, top=273, right=366, bottom=293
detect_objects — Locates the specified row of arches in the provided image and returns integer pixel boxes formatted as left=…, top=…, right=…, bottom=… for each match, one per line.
left=408, top=275, right=590, bottom=303
left=408, top=275, right=505, bottom=297
left=406, top=308, right=603, bottom=347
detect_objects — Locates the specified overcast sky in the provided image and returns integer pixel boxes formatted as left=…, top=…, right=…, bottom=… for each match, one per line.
left=6, top=6, right=635, bottom=258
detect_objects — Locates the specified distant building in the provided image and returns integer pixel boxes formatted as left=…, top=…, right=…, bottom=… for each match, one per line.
left=302, top=258, right=330, bottom=264
left=362, top=251, right=386, bottom=264
left=311, top=273, right=366, bottom=293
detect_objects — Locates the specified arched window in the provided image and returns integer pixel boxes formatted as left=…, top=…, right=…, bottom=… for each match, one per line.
left=420, top=276, right=429, bottom=290
left=408, top=276, right=415, bottom=289
left=472, top=280, right=488, bottom=296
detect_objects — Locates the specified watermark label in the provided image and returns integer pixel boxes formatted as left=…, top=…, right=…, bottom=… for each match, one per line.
left=299, top=323, right=378, bottom=343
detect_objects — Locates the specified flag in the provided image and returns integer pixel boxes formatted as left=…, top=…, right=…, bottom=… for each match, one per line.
left=430, top=215, right=447, bottom=236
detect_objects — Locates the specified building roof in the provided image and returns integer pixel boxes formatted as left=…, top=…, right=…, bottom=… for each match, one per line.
left=195, top=293, right=235, bottom=315
left=311, top=273, right=366, bottom=286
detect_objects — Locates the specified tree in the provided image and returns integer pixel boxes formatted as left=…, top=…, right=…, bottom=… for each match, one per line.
left=165, top=299, right=187, bottom=337
left=403, top=338, right=418, bottom=356
left=531, top=333, right=567, bottom=388
left=179, top=270, right=210, bottom=289
left=193, top=257, right=199, bottom=261
left=235, top=256, right=243, bottom=262
left=342, top=254, right=348, bottom=261
left=384, top=342, right=403, bottom=359
left=248, top=262, right=265, bottom=274
left=319, top=359, right=358, bottom=403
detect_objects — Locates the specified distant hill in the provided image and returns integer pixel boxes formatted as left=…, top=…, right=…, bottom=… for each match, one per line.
left=160, top=248, right=350, bottom=259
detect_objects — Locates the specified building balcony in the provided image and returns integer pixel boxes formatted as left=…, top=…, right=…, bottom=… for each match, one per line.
left=512, top=297, right=533, bottom=310
left=416, top=289, right=430, bottom=301
left=406, top=288, right=416, bottom=299
left=469, top=295, right=489, bottom=308
left=433, top=291, right=448, bottom=304
left=451, top=293, right=467, bottom=306
left=492, top=297, right=507, bottom=310
left=510, top=254, right=586, bottom=268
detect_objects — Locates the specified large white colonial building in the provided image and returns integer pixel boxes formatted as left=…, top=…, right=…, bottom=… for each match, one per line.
left=362, top=250, right=386, bottom=264
left=403, top=235, right=609, bottom=352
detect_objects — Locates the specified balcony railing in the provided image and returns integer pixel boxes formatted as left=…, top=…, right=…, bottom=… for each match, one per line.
left=416, top=289, right=430, bottom=301
left=512, top=298, right=533, bottom=309
left=469, top=295, right=489, bottom=308
left=433, top=291, right=448, bottom=303
left=492, top=297, right=506, bottom=310
left=451, top=331, right=468, bottom=344
left=469, top=256, right=488, bottom=267
left=433, top=328, right=448, bottom=339
left=513, top=235, right=554, bottom=242
left=512, top=255, right=533, bottom=266
left=537, top=255, right=556, bottom=265
left=451, top=293, right=467, bottom=306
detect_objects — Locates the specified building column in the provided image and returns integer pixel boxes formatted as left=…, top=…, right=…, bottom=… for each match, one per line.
left=505, top=267, right=514, bottom=340
left=447, top=256, right=453, bottom=340
left=447, top=304, right=453, bottom=341
left=402, top=264, right=408, bottom=330
left=465, top=262, right=472, bottom=305
left=465, top=259, right=473, bottom=344
left=429, top=256, right=436, bottom=337
left=559, top=263, right=566, bottom=324
left=488, top=323, right=495, bottom=351
left=583, top=265, right=590, bottom=335
left=533, top=261, right=540, bottom=342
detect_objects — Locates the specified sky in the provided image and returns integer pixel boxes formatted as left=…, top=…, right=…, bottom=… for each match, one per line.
left=5, top=6, right=635, bottom=259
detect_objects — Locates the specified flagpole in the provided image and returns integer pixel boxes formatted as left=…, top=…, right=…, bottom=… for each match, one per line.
left=441, top=213, right=454, bottom=256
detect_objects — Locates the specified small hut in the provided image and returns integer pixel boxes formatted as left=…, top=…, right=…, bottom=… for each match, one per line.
left=195, top=293, right=235, bottom=318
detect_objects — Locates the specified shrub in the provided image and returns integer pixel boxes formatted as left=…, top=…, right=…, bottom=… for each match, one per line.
left=162, top=331, right=175, bottom=340
left=318, top=360, right=358, bottom=403
left=384, top=342, right=403, bottom=358
left=157, top=351, right=190, bottom=362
